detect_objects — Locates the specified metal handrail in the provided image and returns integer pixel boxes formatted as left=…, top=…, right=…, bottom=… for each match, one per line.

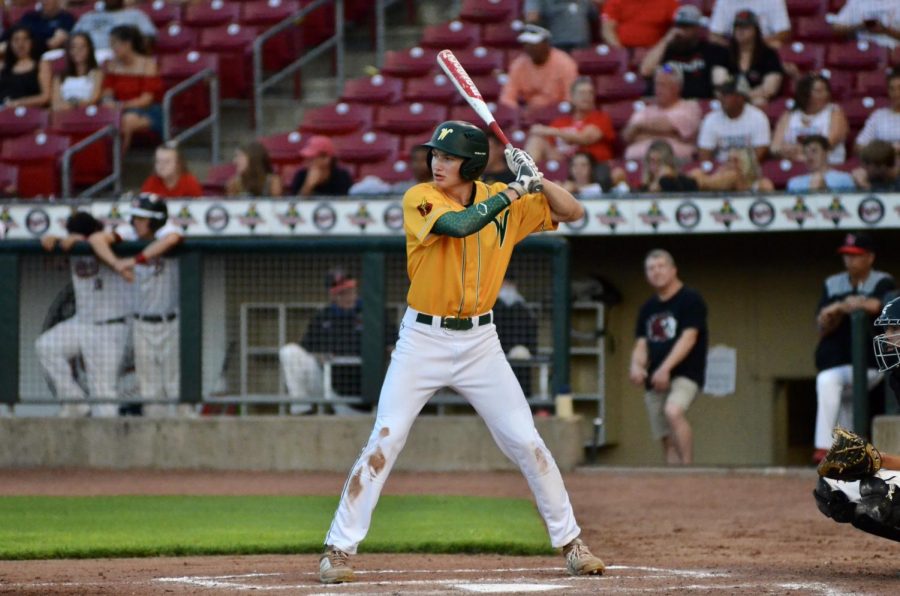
left=253, top=0, right=345, bottom=132
left=60, top=125, right=121, bottom=199
left=162, top=67, right=220, bottom=164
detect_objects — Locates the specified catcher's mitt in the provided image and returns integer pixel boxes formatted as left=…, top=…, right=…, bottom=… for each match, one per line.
left=817, top=427, right=883, bottom=481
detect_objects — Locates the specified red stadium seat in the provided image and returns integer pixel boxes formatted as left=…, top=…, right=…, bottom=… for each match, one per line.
left=855, top=70, right=890, bottom=97
left=139, top=0, right=182, bottom=27
left=459, top=0, right=518, bottom=24
left=0, top=162, right=17, bottom=196
left=602, top=99, right=643, bottom=129
left=449, top=102, right=519, bottom=132
left=375, top=102, right=449, bottom=135
left=183, top=0, right=240, bottom=29
left=155, top=23, right=199, bottom=55
left=240, top=0, right=301, bottom=71
left=332, top=131, right=401, bottom=164
left=571, top=45, right=629, bottom=75
left=403, top=74, right=458, bottom=104
left=536, top=158, right=568, bottom=183
left=778, top=42, right=825, bottom=72
left=762, top=97, right=795, bottom=126
left=820, top=69, right=855, bottom=100
left=357, top=160, right=416, bottom=185
left=380, top=48, right=438, bottom=79
left=793, top=16, right=841, bottom=43
left=298, top=102, right=374, bottom=136
left=842, top=96, right=890, bottom=130
left=159, top=51, right=218, bottom=131
left=521, top=101, right=574, bottom=128
left=0, top=106, right=48, bottom=142
left=481, top=21, right=523, bottom=49
left=826, top=42, right=889, bottom=71
left=469, top=73, right=504, bottom=103
left=0, top=132, right=69, bottom=198
left=199, top=24, right=258, bottom=99
left=594, top=73, right=647, bottom=102
left=258, top=130, right=307, bottom=173
left=339, top=75, right=404, bottom=105
left=49, top=106, right=120, bottom=188
left=203, top=162, right=237, bottom=196
left=761, top=158, right=806, bottom=190
left=420, top=20, right=480, bottom=50
left=451, top=46, right=505, bottom=76
left=400, top=131, right=433, bottom=155
left=786, top=0, right=826, bottom=16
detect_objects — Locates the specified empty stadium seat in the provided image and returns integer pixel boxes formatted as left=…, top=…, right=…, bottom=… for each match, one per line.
left=778, top=42, right=825, bottom=72
left=0, top=132, right=69, bottom=198
left=571, top=45, right=629, bottom=75
left=459, top=0, right=518, bottom=24
left=400, top=131, right=433, bottom=155
left=419, top=20, right=480, bottom=50
left=855, top=70, right=890, bottom=97
left=762, top=97, right=795, bottom=126
left=139, top=0, right=182, bottom=27
left=403, top=74, right=458, bottom=104
left=481, top=21, right=523, bottom=49
left=842, top=96, right=890, bottom=130
left=199, top=24, right=258, bottom=99
left=602, top=99, right=644, bottom=129
left=536, top=158, right=568, bottom=182
left=826, top=41, right=889, bottom=71
left=786, top=0, right=826, bottom=16
left=761, top=159, right=806, bottom=190
left=184, top=0, right=240, bottom=29
left=159, top=51, right=219, bottom=131
left=298, top=102, right=374, bottom=136
left=521, top=102, right=574, bottom=128
left=793, top=16, right=841, bottom=43
left=0, top=106, right=48, bottom=142
left=451, top=46, right=505, bottom=75
left=449, top=102, right=519, bottom=132
left=820, top=69, right=855, bottom=100
left=339, top=75, right=404, bottom=104
left=203, top=162, right=237, bottom=196
left=468, top=73, right=504, bottom=103
left=258, top=130, right=307, bottom=173
left=375, top=102, right=449, bottom=135
left=240, top=0, right=301, bottom=71
left=380, top=48, right=438, bottom=79
left=49, top=106, right=120, bottom=187
left=357, top=160, right=416, bottom=184
left=155, top=23, right=199, bottom=55
left=332, top=131, right=401, bottom=164
left=594, top=73, right=647, bottom=102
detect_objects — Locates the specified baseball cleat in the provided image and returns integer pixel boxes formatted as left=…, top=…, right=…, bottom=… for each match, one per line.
left=319, top=545, right=354, bottom=584
left=563, top=537, right=605, bottom=576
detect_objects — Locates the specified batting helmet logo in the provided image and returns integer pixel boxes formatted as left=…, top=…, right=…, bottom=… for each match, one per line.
left=438, top=127, right=453, bottom=141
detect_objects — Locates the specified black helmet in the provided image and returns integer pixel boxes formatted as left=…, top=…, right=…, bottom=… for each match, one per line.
left=129, top=193, right=168, bottom=231
left=65, top=210, right=103, bottom=236
left=422, top=120, right=489, bottom=181
left=873, top=295, right=900, bottom=373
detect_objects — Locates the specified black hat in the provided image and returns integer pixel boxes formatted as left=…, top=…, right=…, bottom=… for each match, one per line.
left=837, top=232, right=876, bottom=255
left=733, top=10, right=758, bottom=27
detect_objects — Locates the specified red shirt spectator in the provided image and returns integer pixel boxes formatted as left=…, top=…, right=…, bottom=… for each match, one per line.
left=140, top=144, right=202, bottom=198
left=141, top=174, right=202, bottom=198
left=602, top=0, right=679, bottom=49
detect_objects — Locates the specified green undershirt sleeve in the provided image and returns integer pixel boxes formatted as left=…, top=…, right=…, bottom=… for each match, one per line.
left=431, top=192, right=512, bottom=238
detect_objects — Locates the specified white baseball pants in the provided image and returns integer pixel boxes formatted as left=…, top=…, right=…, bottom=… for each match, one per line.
left=814, top=364, right=882, bottom=449
left=35, top=318, right=129, bottom=417
left=134, top=319, right=180, bottom=416
left=324, top=307, right=581, bottom=553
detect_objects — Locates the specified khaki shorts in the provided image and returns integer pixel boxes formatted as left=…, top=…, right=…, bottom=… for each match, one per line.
left=643, top=377, right=700, bottom=440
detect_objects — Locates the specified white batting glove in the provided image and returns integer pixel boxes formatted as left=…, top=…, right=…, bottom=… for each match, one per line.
left=504, top=147, right=538, bottom=174
left=509, top=164, right=543, bottom=196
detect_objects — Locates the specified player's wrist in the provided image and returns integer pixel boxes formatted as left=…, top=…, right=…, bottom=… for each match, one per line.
left=135, top=252, right=148, bottom=265
left=506, top=181, right=526, bottom=200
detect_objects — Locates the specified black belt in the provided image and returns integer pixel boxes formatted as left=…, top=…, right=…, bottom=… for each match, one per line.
left=134, top=313, right=177, bottom=323
left=415, top=312, right=492, bottom=331
left=96, top=317, right=127, bottom=325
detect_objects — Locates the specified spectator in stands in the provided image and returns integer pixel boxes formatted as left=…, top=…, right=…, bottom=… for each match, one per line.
left=290, top=135, right=353, bottom=197
left=498, top=24, right=578, bottom=111
left=481, top=132, right=516, bottom=185
left=708, top=0, right=790, bottom=48
left=140, top=142, right=203, bottom=198
left=101, top=25, right=162, bottom=153
left=0, top=25, right=52, bottom=107
left=697, top=77, right=771, bottom=163
left=0, top=0, right=75, bottom=57
left=639, top=5, right=730, bottom=100
left=563, top=151, right=606, bottom=198
left=227, top=141, right=282, bottom=197
left=623, top=64, right=702, bottom=163
left=854, top=68, right=900, bottom=155
left=638, top=139, right=699, bottom=192
left=524, top=0, right=597, bottom=52
left=51, top=32, right=102, bottom=110
left=772, top=74, right=849, bottom=164
left=852, top=140, right=900, bottom=192
left=786, top=135, right=856, bottom=192
left=725, top=10, right=784, bottom=106
left=73, top=0, right=156, bottom=62
left=831, top=0, right=900, bottom=50
left=493, top=274, right=538, bottom=398
left=689, top=146, right=775, bottom=192
left=601, top=0, right=678, bottom=50
left=524, top=76, right=616, bottom=165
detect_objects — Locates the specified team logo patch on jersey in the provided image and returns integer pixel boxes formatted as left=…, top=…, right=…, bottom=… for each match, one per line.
left=491, top=210, right=510, bottom=247
left=417, top=198, right=433, bottom=217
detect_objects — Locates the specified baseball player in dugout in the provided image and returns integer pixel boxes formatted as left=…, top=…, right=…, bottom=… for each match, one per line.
left=318, top=121, right=605, bottom=584
left=88, top=193, right=186, bottom=417
left=36, top=211, right=134, bottom=418
left=814, top=296, right=900, bottom=542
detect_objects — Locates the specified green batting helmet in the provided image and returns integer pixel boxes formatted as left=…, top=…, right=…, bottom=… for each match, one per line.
left=422, top=120, right=489, bottom=181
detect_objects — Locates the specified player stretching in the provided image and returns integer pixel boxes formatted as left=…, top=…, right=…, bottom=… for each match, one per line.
left=319, top=120, right=605, bottom=583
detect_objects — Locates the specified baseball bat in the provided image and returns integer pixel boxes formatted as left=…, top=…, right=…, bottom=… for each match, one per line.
left=436, top=49, right=542, bottom=192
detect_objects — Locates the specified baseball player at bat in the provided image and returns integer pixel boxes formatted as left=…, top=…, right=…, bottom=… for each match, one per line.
left=814, top=296, right=900, bottom=542
left=319, top=120, right=605, bottom=584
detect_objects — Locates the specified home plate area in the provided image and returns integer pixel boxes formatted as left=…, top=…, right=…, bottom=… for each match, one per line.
left=154, top=566, right=846, bottom=594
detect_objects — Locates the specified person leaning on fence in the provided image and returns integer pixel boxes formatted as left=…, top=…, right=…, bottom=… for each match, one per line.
left=87, top=193, right=189, bottom=418
left=812, top=232, right=896, bottom=464
left=629, top=249, right=708, bottom=465
left=36, top=211, right=134, bottom=418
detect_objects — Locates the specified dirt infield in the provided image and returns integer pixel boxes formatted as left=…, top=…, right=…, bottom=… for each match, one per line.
left=1, top=468, right=898, bottom=595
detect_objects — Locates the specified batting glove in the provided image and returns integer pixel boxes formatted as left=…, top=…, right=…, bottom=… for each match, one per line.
left=510, top=164, right=543, bottom=195
left=504, top=147, right=538, bottom=174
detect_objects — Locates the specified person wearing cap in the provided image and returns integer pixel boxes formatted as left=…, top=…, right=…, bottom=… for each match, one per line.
left=226, top=141, right=282, bottom=197
left=786, top=135, right=856, bottom=192
left=812, top=232, right=896, bottom=463
left=725, top=10, right=784, bottom=106
left=524, top=0, right=596, bottom=52
left=853, top=68, right=900, bottom=156
left=602, top=0, right=679, bottom=50
left=639, top=4, right=730, bottom=99
left=697, top=77, right=771, bottom=163
left=831, top=0, right=900, bottom=50
left=290, top=135, right=354, bottom=197
left=498, top=24, right=578, bottom=111
left=708, top=0, right=790, bottom=48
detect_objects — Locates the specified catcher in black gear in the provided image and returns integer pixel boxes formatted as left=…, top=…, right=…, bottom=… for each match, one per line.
left=814, top=296, right=900, bottom=542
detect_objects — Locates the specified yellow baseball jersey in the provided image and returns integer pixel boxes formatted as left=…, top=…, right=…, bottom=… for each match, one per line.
left=402, top=180, right=557, bottom=318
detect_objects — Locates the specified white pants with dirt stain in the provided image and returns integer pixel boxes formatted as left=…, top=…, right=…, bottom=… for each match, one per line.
left=323, top=307, right=581, bottom=553
left=814, top=364, right=882, bottom=449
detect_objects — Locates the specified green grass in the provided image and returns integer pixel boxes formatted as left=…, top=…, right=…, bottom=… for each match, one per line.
left=0, top=495, right=553, bottom=560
